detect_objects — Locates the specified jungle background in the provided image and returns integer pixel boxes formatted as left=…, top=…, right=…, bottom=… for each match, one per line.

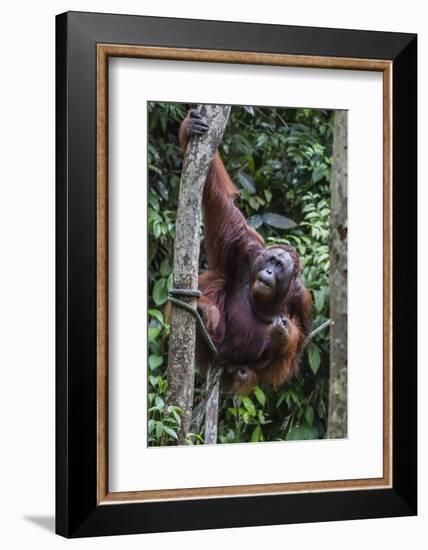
left=147, top=102, right=334, bottom=446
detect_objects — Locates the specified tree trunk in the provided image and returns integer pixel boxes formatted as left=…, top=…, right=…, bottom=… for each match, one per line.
left=327, top=110, right=348, bottom=439
left=167, top=104, right=231, bottom=444
left=204, top=366, right=220, bottom=444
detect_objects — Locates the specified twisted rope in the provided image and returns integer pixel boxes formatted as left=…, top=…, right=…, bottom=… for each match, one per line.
left=168, top=288, right=202, bottom=298
left=307, top=319, right=334, bottom=342
left=168, top=288, right=218, bottom=355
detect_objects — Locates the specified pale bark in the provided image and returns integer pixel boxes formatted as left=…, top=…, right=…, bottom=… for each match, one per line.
left=327, top=110, right=348, bottom=439
left=167, top=104, right=231, bottom=444
left=204, top=367, right=220, bottom=444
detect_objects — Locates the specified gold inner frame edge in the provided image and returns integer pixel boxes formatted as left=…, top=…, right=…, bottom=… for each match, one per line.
left=96, top=44, right=393, bottom=505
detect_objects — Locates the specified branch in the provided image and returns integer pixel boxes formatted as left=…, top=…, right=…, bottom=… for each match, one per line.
left=166, top=104, right=231, bottom=444
left=203, top=365, right=221, bottom=444
left=327, top=110, right=348, bottom=439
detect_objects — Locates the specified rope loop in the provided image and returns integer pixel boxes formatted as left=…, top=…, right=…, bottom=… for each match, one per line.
left=168, top=288, right=218, bottom=356
left=169, top=288, right=202, bottom=299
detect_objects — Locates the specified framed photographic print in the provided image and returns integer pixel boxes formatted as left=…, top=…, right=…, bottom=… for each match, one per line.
left=56, top=11, right=417, bottom=538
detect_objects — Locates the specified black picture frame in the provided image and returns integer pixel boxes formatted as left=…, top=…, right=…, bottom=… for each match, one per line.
left=56, top=10, right=417, bottom=538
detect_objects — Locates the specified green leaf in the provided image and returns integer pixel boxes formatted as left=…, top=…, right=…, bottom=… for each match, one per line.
left=247, top=214, right=263, bottom=229
left=313, top=289, right=326, bottom=313
left=148, top=208, right=162, bottom=223
left=305, top=405, right=314, bottom=425
left=263, top=212, right=296, bottom=229
left=258, top=410, right=267, bottom=424
left=149, top=308, right=164, bottom=324
left=248, top=197, right=260, bottom=211
left=148, top=327, right=161, bottom=343
left=166, top=273, right=173, bottom=291
left=148, top=191, right=160, bottom=210
left=186, top=432, right=204, bottom=444
left=242, top=396, right=256, bottom=416
left=160, top=258, right=171, bottom=277
left=155, top=395, right=164, bottom=408
left=236, top=172, right=256, bottom=194
left=149, top=375, right=158, bottom=386
left=163, top=426, right=178, bottom=440
left=256, top=134, right=268, bottom=148
left=312, top=168, right=324, bottom=183
left=153, top=222, right=161, bottom=239
left=251, top=425, right=262, bottom=442
left=155, top=421, right=163, bottom=439
left=149, top=354, right=163, bottom=370
left=286, top=422, right=318, bottom=441
left=155, top=180, right=169, bottom=201
left=307, top=344, right=321, bottom=375
left=170, top=408, right=181, bottom=426
left=153, top=278, right=168, bottom=305
left=254, top=387, right=266, bottom=407
left=264, top=189, right=272, bottom=203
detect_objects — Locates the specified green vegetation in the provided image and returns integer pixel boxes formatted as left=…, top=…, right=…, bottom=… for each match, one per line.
left=147, top=102, right=333, bottom=445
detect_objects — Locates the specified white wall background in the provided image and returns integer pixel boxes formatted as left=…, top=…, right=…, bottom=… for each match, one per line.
left=0, top=1, right=424, bottom=548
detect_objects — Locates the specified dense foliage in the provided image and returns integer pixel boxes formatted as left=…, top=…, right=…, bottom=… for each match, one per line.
left=147, top=102, right=334, bottom=446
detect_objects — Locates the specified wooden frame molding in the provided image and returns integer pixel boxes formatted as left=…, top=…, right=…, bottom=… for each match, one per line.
left=96, top=44, right=393, bottom=505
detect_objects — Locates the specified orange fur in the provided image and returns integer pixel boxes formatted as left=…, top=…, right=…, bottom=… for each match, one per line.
left=177, top=111, right=312, bottom=394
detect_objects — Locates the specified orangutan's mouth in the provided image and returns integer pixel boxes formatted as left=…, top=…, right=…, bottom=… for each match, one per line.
left=257, top=277, right=272, bottom=289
